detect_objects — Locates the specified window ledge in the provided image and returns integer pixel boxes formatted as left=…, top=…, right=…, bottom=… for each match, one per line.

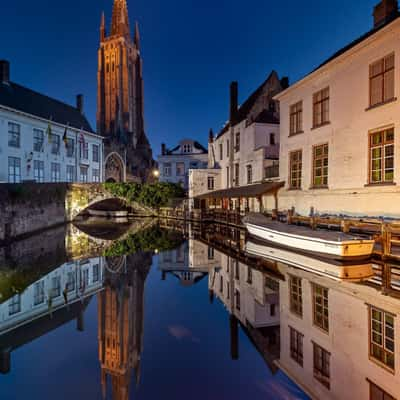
left=365, top=97, right=397, bottom=111
left=287, top=187, right=303, bottom=191
left=368, top=357, right=395, bottom=375
left=364, top=182, right=396, bottom=187
left=311, top=122, right=331, bottom=131
left=289, top=131, right=304, bottom=137
left=309, top=186, right=329, bottom=190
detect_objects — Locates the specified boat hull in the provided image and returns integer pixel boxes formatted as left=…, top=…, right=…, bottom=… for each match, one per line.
left=245, top=222, right=375, bottom=261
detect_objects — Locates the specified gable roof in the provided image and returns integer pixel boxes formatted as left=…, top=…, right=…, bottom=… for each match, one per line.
left=0, top=81, right=94, bottom=133
left=166, top=140, right=208, bottom=155
left=216, top=71, right=280, bottom=138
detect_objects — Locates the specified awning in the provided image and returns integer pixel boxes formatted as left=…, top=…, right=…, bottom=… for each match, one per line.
left=195, top=181, right=284, bottom=200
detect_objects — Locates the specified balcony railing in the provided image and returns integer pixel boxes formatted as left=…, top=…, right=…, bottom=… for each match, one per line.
left=264, top=164, right=279, bottom=179
left=264, top=144, right=279, bottom=160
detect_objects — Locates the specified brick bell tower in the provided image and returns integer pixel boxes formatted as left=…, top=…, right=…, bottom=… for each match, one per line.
left=97, top=0, right=154, bottom=182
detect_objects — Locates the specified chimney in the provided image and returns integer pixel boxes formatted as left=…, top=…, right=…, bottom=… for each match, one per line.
left=161, top=143, right=166, bottom=155
left=208, top=128, right=214, bottom=143
left=230, top=81, right=238, bottom=125
left=0, top=60, right=10, bottom=84
left=280, top=76, right=289, bottom=90
left=373, top=0, right=398, bottom=28
left=76, top=94, right=84, bottom=114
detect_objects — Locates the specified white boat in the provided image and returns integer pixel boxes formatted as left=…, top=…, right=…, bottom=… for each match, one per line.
left=243, top=213, right=375, bottom=261
left=245, top=240, right=374, bottom=281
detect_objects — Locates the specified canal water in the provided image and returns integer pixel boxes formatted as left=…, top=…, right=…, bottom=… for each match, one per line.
left=0, top=220, right=398, bottom=399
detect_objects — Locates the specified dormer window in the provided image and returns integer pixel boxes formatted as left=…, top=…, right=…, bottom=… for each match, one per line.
left=182, top=144, right=193, bottom=153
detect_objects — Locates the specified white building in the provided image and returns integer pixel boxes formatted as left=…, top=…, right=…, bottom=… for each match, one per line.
left=0, top=60, right=104, bottom=184
left=189, top=72, right=287, bottom=211
left=275, top=0, right=400, bottom=218
left=158, top=139, right=208, bottom=190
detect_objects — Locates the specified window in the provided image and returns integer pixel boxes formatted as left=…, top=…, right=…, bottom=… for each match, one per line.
left=370, top=54, right=395, bottom=107
left=208, top=246, right=214, bottom=260
left=8, top=294, right=21, bottom=316
left=235, top=260, right=240, bottom=280
left=270, top=304, right=276, bottom=316
left=34, top=281, right=45, bottom=305
left=92, top=144, right=100, bottom=162
left=80, top=166, right=88, bottom=182
left=83, top=269, right=89, bottom=287
left=313, top=284, right=329, bottom=332
left=8, top=157, right=21, bottom=183
left=290, top=327, right=304, bottom=366
left=51, top=134, right=60, bottom=155
left=66, top=138, right=75, bottom=158
left=289, top=150, right=302, bottom=189
left=226, top=166, right=230, bottom=187
left=313, top=343, right=330, bottom=389
left=246, top=165, right=252, bottom=184
left=247, top=266, right=252, bottom=284
left=235, top=132, right=240, bottom=152
left=289, top=276, right=303, bottom=317
left=51, top=163, right=61, bottom=182
left=8, top=122, right=20, bottom=148
left=220, top=276, right=223, bottom=293
left=66, top=271, right=75, bottom=292
left=235, top=289, right=241, bottom=311
left=182, top=144, right=192, bottom=153
left=164, top=163, right=171, bottom=177
left=190, top=162, right=198, bottom=169
left=290, top=101, right=303, bottom=135
left=80, top=141, right=89, bottom=159
left=369, top=128, right=394, bottom=184
left=313, top=87, right=330, bottom=128
left=219, top=143, right=223, bottom=160
left=313, top=143, right=329, bottom=187
left=51, top=276, right=61, bottom=298
left=93, top=264, right=100, bottom=283
left=33, top=128, right=44, bottom=152
left=227, top=282, right=230, bottom=299
left=207, top=176, right=215, bottom=191
left=92, top=168, right=100, bottom=183
left=66, top=165, right=75, bottom=182
left=176, top=162, right=185, bottom=176
left=369, top=381, right=396, bottom=400
left=234, top=163, right=240, bottom=186
left=270, top=133, right=276, bottom=145
left=34, top=160, right=45, bottom=183
left=226, top=140, right=230, bottom=158
left=370, top=306, right=395, bottom=370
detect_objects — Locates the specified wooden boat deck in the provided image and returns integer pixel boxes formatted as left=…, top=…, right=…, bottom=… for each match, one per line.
left=243, top=213, right=372, bottom=242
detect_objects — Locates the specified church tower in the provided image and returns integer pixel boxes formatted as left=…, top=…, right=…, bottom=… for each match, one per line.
left=97, top=0, right=154, bottom=183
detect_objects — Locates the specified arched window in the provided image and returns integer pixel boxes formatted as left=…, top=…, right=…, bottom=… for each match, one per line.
left=270, top=133, right=276, bottom=145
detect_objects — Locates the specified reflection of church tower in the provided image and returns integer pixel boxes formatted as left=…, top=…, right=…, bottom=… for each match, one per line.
left=97, top=0, right=154, bottom=183
left=98, top=253, right=152, bottom=399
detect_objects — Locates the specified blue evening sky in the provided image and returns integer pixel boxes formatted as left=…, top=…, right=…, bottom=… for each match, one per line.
left=0, top=0, right=378, bottom=157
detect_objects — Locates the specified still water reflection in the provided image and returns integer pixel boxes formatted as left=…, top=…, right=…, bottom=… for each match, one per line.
left=0, top=220, right=398, bottom=399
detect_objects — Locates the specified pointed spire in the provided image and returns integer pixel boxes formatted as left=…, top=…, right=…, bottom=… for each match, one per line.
left=100, top=11, right=106, bottom=42
left=111, top=0, right=131, bottom=37
left=134, top=21, right=141, bottom=50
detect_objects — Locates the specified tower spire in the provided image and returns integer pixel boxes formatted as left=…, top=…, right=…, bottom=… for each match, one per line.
left=100, top=11, right=106, bottom=42
left=111, top=0, right=131, bottom=37
left=134, top=21, right=141, bottom=50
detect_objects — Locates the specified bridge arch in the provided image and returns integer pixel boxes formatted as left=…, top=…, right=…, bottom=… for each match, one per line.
left=104, top=152, right=126, bottom=183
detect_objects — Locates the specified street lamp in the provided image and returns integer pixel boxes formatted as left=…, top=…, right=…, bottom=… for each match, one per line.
left=153, top=169, right=160, bottom=178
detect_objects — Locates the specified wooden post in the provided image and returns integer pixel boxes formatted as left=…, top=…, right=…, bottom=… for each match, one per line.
left=287, top=208, right=294, bottom=225
left=341, top=220, right=350, bottom=234
left=381, top=223, right=389, bottom=259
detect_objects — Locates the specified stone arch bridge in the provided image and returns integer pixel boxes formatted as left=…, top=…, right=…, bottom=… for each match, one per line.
left=66, top=183, right=154, bottom=221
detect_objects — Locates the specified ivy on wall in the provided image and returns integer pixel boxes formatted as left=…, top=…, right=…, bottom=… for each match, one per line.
left=103, top=182, right=185, bottom=209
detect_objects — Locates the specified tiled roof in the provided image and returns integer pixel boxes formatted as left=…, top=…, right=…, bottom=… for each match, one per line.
left=0, top=81, right=94, bottom=132
left=254, top=109, right=279, bottom=124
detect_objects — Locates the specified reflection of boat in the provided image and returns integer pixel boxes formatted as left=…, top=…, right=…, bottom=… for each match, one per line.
left=245, top=240, right=374, bottom=281
left=243, top=213, right=375, bottom=261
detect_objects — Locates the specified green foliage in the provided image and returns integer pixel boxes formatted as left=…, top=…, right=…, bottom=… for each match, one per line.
left=103, top=182, right=185, bottom=209
left=103, top=225, right=184, bottom=257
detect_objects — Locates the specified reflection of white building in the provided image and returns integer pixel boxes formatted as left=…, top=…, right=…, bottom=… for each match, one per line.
left=209, top=252, right=280, bottom=329
left=277, top=262, right=399, bottom=400
left=0, top=257, right=104, bottom=334
left=158, top=239, right=220, bottom=286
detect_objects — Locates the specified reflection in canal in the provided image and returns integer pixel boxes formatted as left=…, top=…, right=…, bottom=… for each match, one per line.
left=0, top=220, right=398, bottom=399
